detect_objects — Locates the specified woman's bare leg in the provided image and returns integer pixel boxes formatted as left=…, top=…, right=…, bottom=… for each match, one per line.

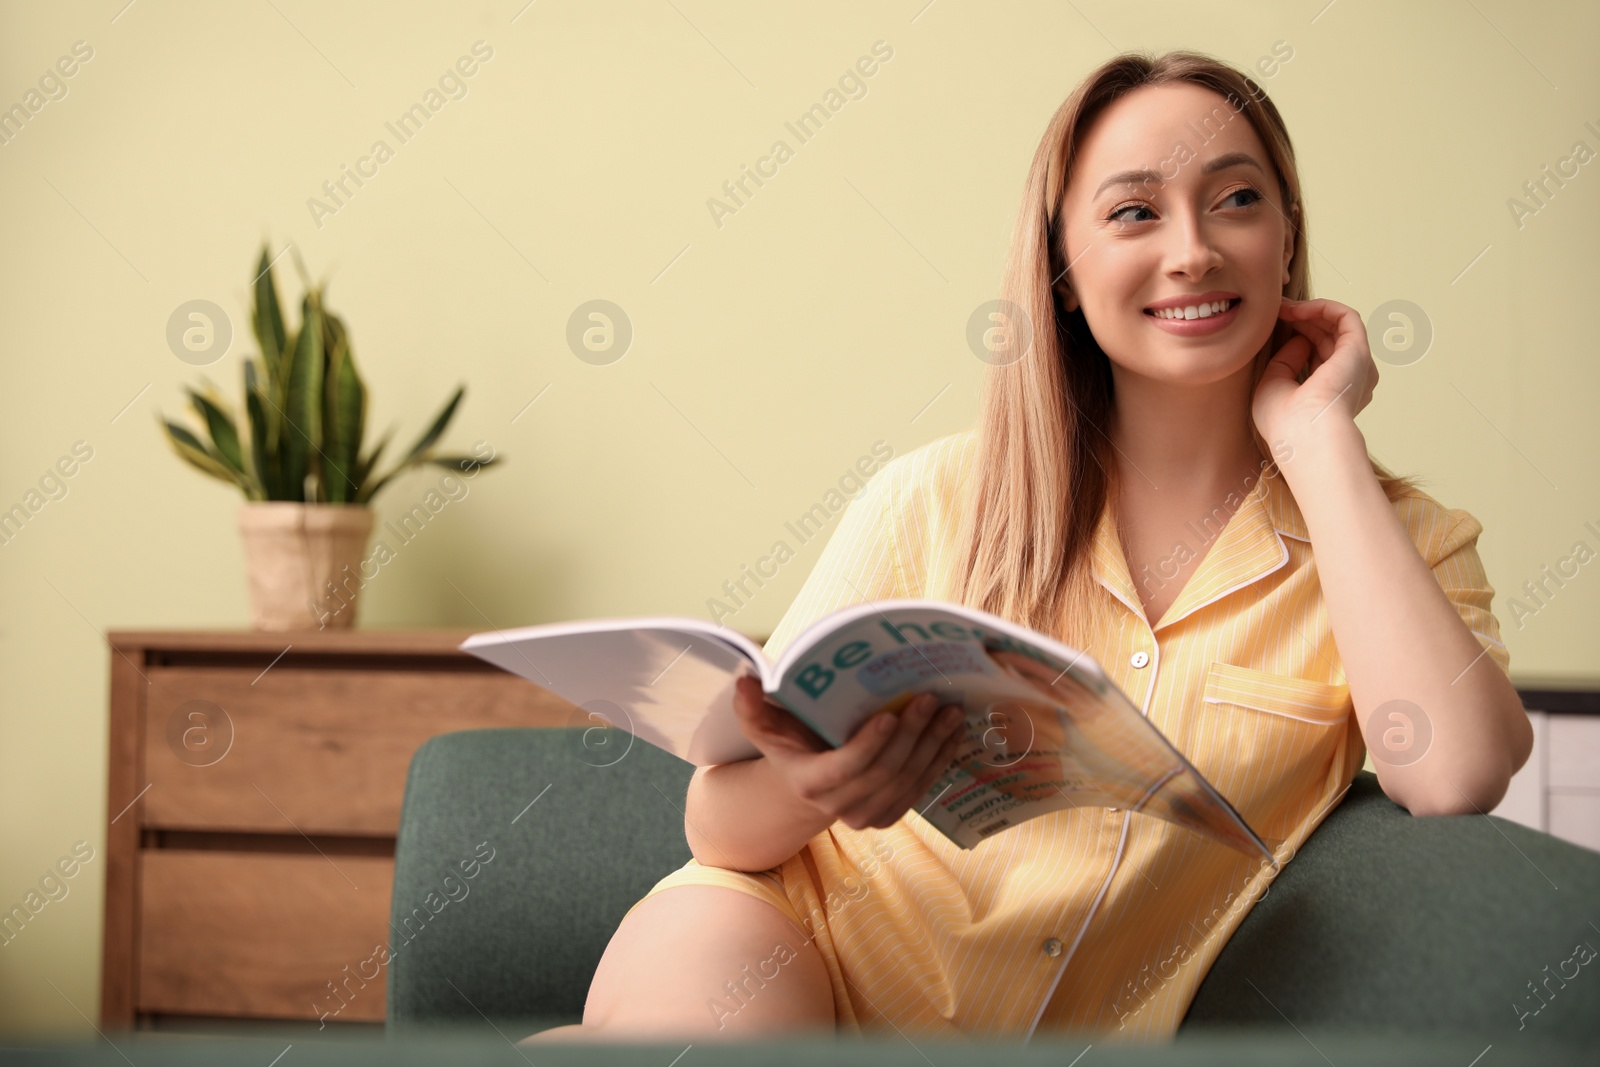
left=521, top=884, right=834, bottom=1043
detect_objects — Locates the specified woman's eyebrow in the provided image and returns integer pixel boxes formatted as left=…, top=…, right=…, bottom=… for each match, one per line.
left=1092, top=151, right=1265, bottom=200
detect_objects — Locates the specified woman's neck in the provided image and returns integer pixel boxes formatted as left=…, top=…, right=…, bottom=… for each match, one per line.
left=1106, top=361, right=1264, bottom=500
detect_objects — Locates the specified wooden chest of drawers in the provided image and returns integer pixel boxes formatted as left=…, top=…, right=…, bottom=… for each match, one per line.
left=100, top=629, right=584, bottom=1029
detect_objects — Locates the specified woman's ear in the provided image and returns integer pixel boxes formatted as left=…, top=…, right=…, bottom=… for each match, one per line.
left=1057, top=280, right=1080, bottom=313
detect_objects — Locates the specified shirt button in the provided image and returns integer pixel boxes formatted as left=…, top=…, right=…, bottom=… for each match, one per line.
left=1043, top=937, right=1063, bottom=958
left=1130, top=650, right=1150, bottom=668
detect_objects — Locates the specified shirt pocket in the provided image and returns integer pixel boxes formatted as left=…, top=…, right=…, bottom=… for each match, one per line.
left=1183, top=662, right=1353, bottom=838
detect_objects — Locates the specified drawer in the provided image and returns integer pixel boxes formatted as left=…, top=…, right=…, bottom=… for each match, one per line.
left=144, top=667, right=570, bottom=834
left=138, top=851, right=393, bottom=1021
left=1546, top=715, right=1600, bottom=790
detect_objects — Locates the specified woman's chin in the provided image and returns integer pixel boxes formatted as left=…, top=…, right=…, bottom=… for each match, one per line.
left=1110, top=348, right=1263, bottom=387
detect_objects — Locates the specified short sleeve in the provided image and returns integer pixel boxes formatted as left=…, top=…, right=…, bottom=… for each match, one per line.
left=1424, top=508, right=1512, bottom=680
left=759, top=467, right=905, bottom=664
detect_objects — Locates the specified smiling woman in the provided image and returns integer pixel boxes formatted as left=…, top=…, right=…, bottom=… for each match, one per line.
left=530, top=49, right=1530, bottom=1046
left=954, top=54, right=1527, bottom=820
left=954, top=57, right=1407, bottom=637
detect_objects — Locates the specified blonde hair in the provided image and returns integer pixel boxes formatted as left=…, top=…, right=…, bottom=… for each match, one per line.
left=948, top=50, right=1421, bottom=644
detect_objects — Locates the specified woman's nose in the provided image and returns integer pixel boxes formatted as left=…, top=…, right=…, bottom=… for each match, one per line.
left=1162, top=211, right=1224, bottom=278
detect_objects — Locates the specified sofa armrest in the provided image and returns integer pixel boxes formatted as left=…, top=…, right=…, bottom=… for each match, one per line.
left=1182, top=771, right=1600, bottom=1044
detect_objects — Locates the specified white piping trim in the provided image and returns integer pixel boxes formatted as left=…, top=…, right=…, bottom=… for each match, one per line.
left=1201, top=694, right=1347, bottom=726
left=1094, top=572, right=1146, bottom=623
left=1157, top=534, right=1290, bottom=632
left=1024, top=817, right=1128, bottom=1043
left=1022, top=634, right=1160, bottom=1041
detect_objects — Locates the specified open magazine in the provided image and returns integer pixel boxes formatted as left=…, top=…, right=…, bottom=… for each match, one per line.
left=461, top=599, right=1273, bottom=861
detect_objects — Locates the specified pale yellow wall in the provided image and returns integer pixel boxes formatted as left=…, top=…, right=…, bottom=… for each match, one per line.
left=1, top=0, right=1595, bottom=1036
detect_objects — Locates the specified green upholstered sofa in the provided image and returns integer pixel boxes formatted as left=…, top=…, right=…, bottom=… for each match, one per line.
left=385, top=727, right=1600, bottom=1053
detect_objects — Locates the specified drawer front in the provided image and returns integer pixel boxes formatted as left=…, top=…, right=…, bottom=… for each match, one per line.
left=144, top=667, right=570, bottom=834
left=138, top=851, right=393, bottom=1022
left=1546, top=715, right=1600, bottom=790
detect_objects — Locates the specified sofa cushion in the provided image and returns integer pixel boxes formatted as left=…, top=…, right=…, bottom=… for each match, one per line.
left=386, top=726, right=695, bottom=1032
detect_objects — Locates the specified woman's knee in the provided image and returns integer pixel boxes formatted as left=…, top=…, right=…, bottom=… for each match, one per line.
left=584, top=884, right=834, bottom=1038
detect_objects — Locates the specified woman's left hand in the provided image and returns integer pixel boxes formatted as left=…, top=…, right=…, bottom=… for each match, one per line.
left=1252, top=297, right=1377, bottom=452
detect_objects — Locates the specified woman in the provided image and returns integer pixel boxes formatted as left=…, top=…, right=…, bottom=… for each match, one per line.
left=529, top=49, right=1531, bottom=1043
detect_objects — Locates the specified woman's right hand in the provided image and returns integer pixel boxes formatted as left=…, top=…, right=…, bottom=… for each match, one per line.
left=731, top=674, right=967, bottom=831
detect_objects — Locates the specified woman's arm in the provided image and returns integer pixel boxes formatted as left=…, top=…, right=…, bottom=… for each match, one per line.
left=684, top=758, right=835, bottom=872
left=1257, top=298, right=1533, bottom=816
left=684, top=676, right=965, bottom=871
left=1282, top=421, right=1531, bottom=814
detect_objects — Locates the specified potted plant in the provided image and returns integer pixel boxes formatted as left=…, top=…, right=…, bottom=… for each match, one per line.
left=159, top=243, right=499, bottom=630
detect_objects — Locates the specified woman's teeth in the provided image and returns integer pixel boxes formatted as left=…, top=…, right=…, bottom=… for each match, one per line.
left=1148, top=298, right=1237, bottom=320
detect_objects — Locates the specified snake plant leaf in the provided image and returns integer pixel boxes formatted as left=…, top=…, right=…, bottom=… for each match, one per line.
left=424, top=455, right=501, bottom=473
left=351, top=427, right=394, bottom=504
left=251, top=244, right=287, bottom=395
left=355, top=464, right=404, bottom=505
left=186, top=386, right=246, bottom=477
left=359, top=449, right=497, bottom=503
left=359, top=387, right=472, bottom=503
left=279, top=292, right=325, bottom=502
left=356, top=450, right=419, bottom=504
left=321, top=309, right=347, bottom=364
left=160, top=417, right=257, bottom=496
left=322, top=324, right=365, bottom=504
left=244, top=359, right=280, bottom=500
left=167, top=248, right=502, bottom=506
left=398, top=385, right=465, bottom=466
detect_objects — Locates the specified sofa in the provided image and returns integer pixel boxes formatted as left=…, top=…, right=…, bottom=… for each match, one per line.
left=384, top=727, right=1600, bottom=1058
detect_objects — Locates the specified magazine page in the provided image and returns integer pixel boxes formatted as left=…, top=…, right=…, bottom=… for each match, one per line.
left=770, top=600, right=1273, bottom=858
left=460, top=618, right=771, bottom=766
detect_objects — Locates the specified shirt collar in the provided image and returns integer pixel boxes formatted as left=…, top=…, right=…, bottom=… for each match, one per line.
left=1091, top=468, right=1306, bottom=631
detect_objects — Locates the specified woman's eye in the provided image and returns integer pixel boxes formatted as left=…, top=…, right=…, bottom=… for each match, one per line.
left=1107, top=203, right=1154, bottom=224
left=1107, top=187, right=1263, bottom=225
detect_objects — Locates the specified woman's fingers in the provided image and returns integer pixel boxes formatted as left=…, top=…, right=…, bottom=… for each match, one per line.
left=840, top=706, right=965, bottom=828
left=897, top=726, right=968, bottom=817
left=862, top=695, right=942, bottom=781
left=1279, top=296, right=1344, bottom=322
left=731, top=677, right=785, bottom=749
left=741, top=683, right=971, bottom=828
left=784, top=693, right=923, bottom=804
left=1280, top=305, right=1335, bottom=353
left=1281, top=298, right=1365, bottom=360
left=903, top=705, right=965, bottom=779
left=733, top=677, right=826, bottom=755
left=819, top=694, right=940, bottom=809
left=848, top=725, right=967, bottom=829
left=1278, top=298, right=1338, bottom=336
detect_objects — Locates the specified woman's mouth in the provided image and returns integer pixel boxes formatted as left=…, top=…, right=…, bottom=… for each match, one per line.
left=1143, top=296, right=1242, bottom=336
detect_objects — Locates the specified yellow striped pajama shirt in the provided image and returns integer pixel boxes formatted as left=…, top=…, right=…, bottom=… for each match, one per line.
left=629, top=428, right=1512, bottom=1040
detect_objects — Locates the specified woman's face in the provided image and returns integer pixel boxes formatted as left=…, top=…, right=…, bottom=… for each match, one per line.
left=1058, top=82, right=1296, bottom=386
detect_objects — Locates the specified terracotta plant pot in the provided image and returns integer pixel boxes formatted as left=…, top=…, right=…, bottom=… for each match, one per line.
left=237, top=503, right=376, bottom=631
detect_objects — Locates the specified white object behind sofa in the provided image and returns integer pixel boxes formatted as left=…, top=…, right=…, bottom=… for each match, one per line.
left=1493, top=710, right=1600, bottom=852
